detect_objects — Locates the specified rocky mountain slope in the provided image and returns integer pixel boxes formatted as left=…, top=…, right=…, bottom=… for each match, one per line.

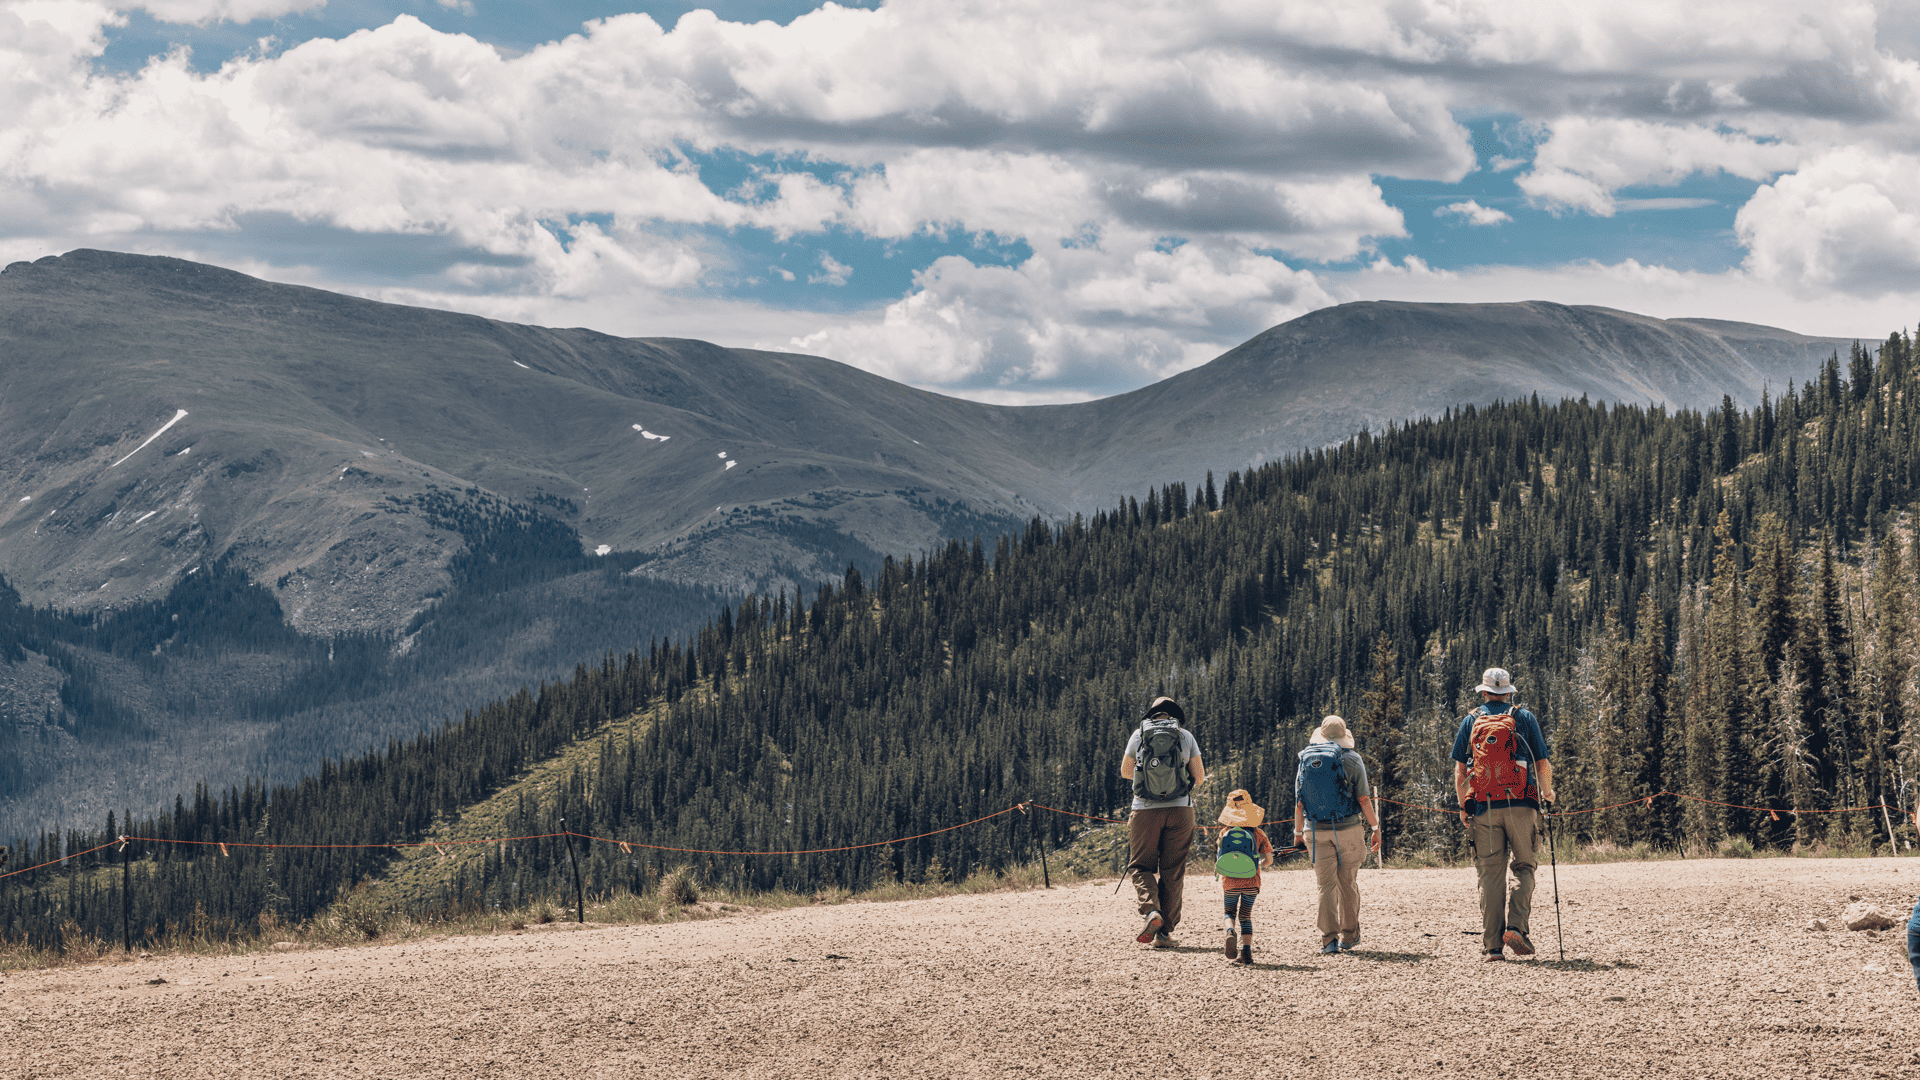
left=0, top=249, right=1860, bottom=834
left=1, top=251, right=1852, bottom=628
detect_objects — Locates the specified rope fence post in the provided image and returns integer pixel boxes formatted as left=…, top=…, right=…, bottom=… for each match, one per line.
left=1034, top=805, right=1051, bottom=888
left=120, top=835, right=131, bottom=954
left=560, top=819, right=584, bottom=924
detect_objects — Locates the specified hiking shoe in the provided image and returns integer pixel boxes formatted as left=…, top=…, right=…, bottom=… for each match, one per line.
left=1231, top=949, right=1253, bottom=966
left=1502, top=927, right=1535, bottom=956
left=1151, top=933, right=1178, bottom=949
left=1340, top=932, right=1361, bottom=951
left=1137, top=912, right=1163, bottom=944
left=1484, top=949, right=1505, bottom=961
left=1223, top=932, right=1239, bottom=958
left=1320, top=940, right=1340, bottom=955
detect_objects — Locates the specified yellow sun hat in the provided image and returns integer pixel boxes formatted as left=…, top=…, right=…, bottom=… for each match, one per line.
left=1217, top=789, right=1263, bottom=827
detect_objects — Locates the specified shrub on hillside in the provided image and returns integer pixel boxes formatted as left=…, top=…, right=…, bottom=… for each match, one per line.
left=660, top=865, right=700, bottom=907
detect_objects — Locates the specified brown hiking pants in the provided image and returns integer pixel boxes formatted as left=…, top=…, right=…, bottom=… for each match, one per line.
left=1471, top=805, right=1542, bottom=952
left=1128, top=806, right=1195, bottom=933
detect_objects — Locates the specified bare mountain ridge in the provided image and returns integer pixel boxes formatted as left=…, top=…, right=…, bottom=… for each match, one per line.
left=0, top=250, right=1862, bottom=834
left=1018, top=300, right=1849, bottom=505
left=0, top=251, right=1856, bottom=629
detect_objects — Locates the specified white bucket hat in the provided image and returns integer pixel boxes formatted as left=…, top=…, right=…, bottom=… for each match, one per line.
left=1310, top=715, right=1355, bottom=749
left=1475, top=667, right=1516, bottom=695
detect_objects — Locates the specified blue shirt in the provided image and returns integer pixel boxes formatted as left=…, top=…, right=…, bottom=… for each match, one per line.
left=1450, top=704, right=1549, bottom=765
left=1451, top=703, right=1548, bottom=813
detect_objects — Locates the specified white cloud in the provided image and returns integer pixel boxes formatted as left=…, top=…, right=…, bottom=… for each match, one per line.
left=6, top=1, right=1920, bottom=401
left=808, top=252, right=851, bottom=286
left=1518, top=119, right=1806, bottom=215
left=788, top=233, right=1336, bottom=396
left=1435, top=200, right=1511, bottom=226
left=1736, top=146, right=1920, bottom=292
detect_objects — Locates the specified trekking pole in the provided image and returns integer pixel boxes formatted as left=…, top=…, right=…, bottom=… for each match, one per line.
left=1544, top=801, right=1564, bottom=962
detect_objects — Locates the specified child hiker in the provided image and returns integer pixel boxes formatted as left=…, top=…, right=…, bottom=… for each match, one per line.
left=1216, top=788, right=1274, bottom=966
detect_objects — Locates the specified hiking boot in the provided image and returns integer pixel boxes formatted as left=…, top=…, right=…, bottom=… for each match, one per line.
left=1223, top=931, right=1239, bottom=958
left=1320, top=940, right=1340, bottom=955
left=1232, top=948, right=1253, bottom=966
left=1137, top=912, right=1163, bottom=944
left=1503, top=927, right=1535, bottom=956
left=1151, top=933, right=1178, bottom=949
left=1484, top=949, right=1505, bottom=961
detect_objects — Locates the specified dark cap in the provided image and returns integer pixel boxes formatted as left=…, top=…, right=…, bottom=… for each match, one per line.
left=1143, top=696, right=1185, bottom=723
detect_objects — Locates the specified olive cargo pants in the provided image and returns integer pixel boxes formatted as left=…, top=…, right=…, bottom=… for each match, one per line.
left=1128, top=806, right=1195, bottom=933
left=1471, top=805, right=1541, bottom=952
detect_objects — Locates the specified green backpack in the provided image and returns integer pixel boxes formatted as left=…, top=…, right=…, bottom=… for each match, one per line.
left=1216, top=826, right=1260, bottom=877
left=1133, top=716, right=1192, bottom=801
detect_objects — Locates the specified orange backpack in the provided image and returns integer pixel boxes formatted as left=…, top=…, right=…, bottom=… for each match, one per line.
left=1468, top=706, right=1538, bottom=804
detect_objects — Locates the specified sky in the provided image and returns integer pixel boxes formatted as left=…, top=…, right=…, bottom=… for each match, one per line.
left=6, top=1, right=1920, bottom=404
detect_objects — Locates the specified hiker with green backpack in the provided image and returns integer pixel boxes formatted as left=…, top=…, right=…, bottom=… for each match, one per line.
left=1121, top=696, right=1206, bottom=947
left=1451, top=666, right=1555, bottom=961
left=1215, top=789, right=1274, bottom=966
left=1292, top=716, right=1381, bottom=955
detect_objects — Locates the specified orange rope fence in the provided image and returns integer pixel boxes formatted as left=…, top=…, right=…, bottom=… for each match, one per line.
left=0, top=807, right=1030, bottom=880
left=0, top=839, right=124, bottom=882
left=1371, top=791, right=1904, bottom=820
left=1, top=792, right=1906, bottom=882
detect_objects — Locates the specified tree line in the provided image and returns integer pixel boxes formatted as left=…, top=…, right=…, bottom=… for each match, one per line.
left=5, top=329, right=1918, bottom=949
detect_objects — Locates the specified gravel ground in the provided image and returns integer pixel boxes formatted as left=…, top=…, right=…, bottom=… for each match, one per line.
left=5, top=858, right=1916, bottom=1079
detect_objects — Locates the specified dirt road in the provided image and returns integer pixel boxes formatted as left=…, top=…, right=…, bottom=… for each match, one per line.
left=5, top=858, right=1915, bottom=1079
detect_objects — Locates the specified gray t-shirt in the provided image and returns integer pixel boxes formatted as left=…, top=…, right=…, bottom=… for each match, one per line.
left=1124, top=725, right=1202, bottom=810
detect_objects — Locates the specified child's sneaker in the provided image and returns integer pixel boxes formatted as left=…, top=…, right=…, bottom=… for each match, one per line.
left=1223, top=931, right=1239, bottom=958
left=1232, top=947, right=1253, bottom=966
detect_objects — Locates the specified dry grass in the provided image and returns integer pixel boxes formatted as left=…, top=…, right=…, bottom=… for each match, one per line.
left=0, top=856, right=1092, bottom=973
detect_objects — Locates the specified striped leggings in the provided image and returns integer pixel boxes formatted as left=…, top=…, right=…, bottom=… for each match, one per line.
left=1223, top=891, right=1257, bottom=935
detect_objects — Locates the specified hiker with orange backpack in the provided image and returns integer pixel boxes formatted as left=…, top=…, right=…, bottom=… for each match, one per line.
left=1452, top=667, right=1555, bottom=961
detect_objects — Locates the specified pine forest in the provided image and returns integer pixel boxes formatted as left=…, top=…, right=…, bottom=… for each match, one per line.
left=6, top=330, right=1920, bottom=950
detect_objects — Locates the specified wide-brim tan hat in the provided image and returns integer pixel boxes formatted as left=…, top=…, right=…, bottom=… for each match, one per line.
left=1475, top=667, right=1517, bottom=695
left=1310, top=715, right=1355, bottom=749
left=1217, top=789, right=1263, bottom=827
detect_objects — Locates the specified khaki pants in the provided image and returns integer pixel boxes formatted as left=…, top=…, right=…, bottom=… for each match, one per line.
left=1128, top=806, right=1195, bottom=933
left=1471, top=805, right=1542, bottom=952
left=1308, top=823, right=1366, bottom=945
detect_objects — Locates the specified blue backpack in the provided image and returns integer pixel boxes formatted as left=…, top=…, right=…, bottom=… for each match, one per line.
left=1216, top=826, right=1260, bottom=878
left=1296, top=743, right=1359, bottom=822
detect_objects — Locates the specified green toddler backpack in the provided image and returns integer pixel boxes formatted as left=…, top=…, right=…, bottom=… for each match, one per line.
left=1216, top=826, right=1260, bottom=877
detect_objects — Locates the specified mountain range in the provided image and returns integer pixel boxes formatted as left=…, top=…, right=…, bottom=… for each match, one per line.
left=0, top=249, right=1858, bottom=832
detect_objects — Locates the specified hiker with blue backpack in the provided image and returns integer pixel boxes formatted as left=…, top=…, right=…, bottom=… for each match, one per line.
left=1292, top=716, right=1381, bottom=955
left=1121, top=696, right=1206, bottom=948
left=1215, top=789, right=1275, bottom=966
left=1908, top=803, right=1919, bottom=993
left=1451, top=666, right=1555, bottom=961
